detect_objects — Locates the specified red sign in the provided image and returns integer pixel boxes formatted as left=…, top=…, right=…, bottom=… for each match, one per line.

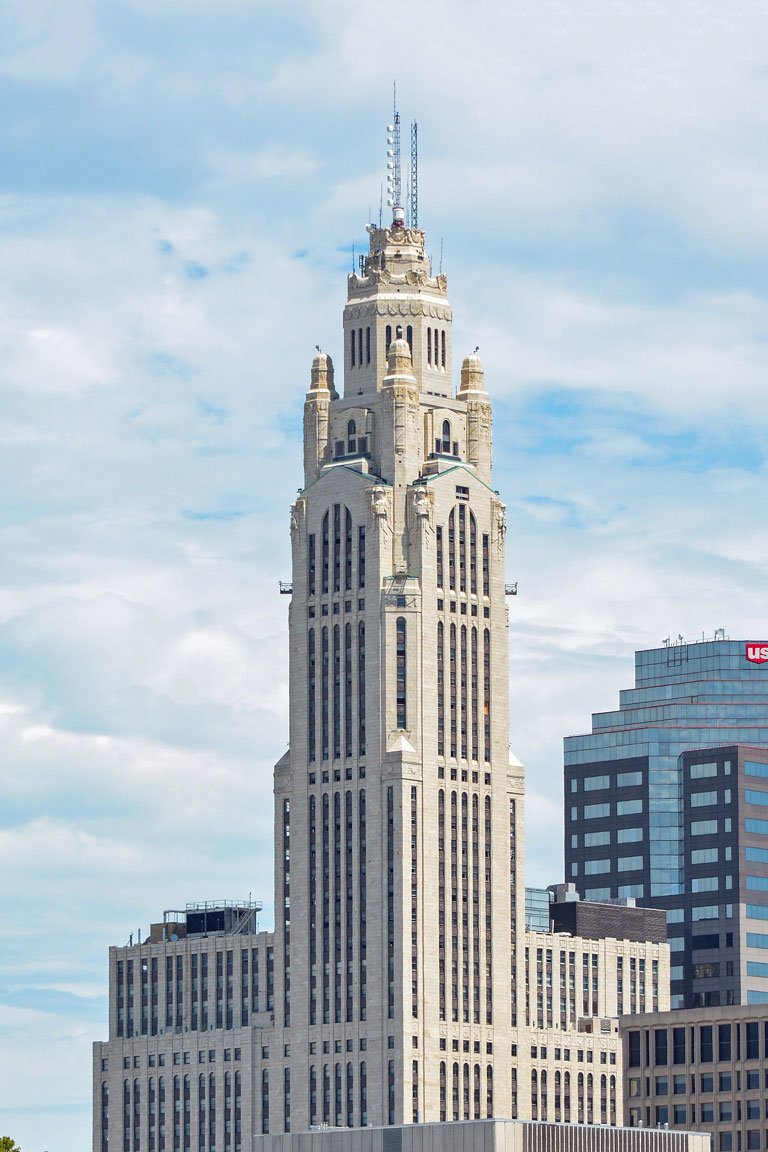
left=746, top=643, right=768, bottom=664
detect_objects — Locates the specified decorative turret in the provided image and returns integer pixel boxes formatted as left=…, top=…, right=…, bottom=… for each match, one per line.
left=303, top=351, right=336, bottom=485
left=459, top=350, right=493, bottom=484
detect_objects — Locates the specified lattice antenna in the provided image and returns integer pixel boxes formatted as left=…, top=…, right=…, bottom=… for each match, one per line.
left=410, top=120, right=418, bottom=228
left=386, top=88, right=402, bottom=218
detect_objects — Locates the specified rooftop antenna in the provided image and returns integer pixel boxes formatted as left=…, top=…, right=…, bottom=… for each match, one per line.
left=410, top=120, right=418, bottom=228
left=386, top=84, right=402, bottom=221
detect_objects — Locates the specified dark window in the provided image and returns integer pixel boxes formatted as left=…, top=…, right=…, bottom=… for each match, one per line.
left=628, top=1031, right=641, bottom=1068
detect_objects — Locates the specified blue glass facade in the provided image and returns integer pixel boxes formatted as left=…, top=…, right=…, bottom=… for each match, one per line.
left=564, top=639, right=768, bottom=1008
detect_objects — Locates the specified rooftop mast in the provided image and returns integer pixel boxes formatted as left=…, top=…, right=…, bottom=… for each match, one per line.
left=386, top=93, right=402, bottom=221
left=410, top=120, right=418, bottom=228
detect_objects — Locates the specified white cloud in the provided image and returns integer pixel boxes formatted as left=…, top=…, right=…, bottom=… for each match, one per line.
left=2, top=2, right=768, bottom=1148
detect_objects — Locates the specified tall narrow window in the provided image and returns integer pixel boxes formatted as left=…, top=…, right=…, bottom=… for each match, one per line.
left=322, top=795, right=330, bottom=1023
left=359, top=790, right=367, bottom=1021
left=461, top=792, right=469, bottom=1022
left=344, top=510, right=352, bottom=592
left=308, top=629, right=316, bottom=763
left=333, top=504, right=341, bottom=594
left=436, top=526, right=444, bottom=588
left=471, top=628, right=479, bottom=761
left=450, top=624, right=458, bottom=758
left=358, top=328, right=363, bottom=367
left=333, top=626, right=341, bottom=759
left=451, top=791, right=459, bottom=1022
left=344, top=624, right=353, bottom=759
left=358, top=527, right=366, bottom=590
left=358, top=622, right=366, bottom=756
left=485, top=796, right=493, bottom=1024
left=333, top=792, right=342, bottom=1023
left=458, top=505, right=467, bottom=593
left=460, top=625, right=469, bottom=759
left=438, top=789, right=446, bottom=1020
left=482, top=534, right=490, bottom=597
left=439, top=1061, right=446, bottom=1122
left=385, top=324, right=392, bottom=353
left=283, top=799, right=291, bottom=1026
left=437, top=622, right=445, bottom=757
left=365, top=327, right=371, bottom=365
left=396, top=616, right=407, bottom=729
left=427, top=328, right=432, bottom=366
left=406, top=324, right=413, bottom=351
left=350, top=329, right=355, bottom=367
left=345, top=791, right=353, bottom=1022
left=441, top=329, right=446, bottom=368
left=360, top=1061, right=367, bottom=1127
left=411, top=785, right=419, bottom=1020
left=321, top=627, right=329, bottom=761
left=469, top=514, right=477, bottom=595
left=442, top=420, right=451, bottom=454
left=309, top=796, right=317, bottom=1024
left=472, top=793, right=480, bottom=1023
left=347, top=422, right=356, bottom=455
left=387, top=788, right=395, bottom=1019
left=322, top=512, right=329, bottom=594
left=309, top=1066, right=317, bottom=1127
left=308, top=533, right=316, bottom=596
left=483, top=630, right=491, bottom=761
left=448, top=510, right=456, bottom=590
left=346, top=1064, right=354, bottom=1128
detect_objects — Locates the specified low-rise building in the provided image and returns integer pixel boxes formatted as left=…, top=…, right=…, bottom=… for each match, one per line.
left=621, top=1003, right=768, bottom=1150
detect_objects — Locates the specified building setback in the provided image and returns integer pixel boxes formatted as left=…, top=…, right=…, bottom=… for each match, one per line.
left=564, top=639, right=768, bottom=1008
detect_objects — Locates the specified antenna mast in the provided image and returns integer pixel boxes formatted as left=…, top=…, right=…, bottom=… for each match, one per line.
left=386, top=87, right=401, bottom=218
left=410, top=120, right=418, bottom=228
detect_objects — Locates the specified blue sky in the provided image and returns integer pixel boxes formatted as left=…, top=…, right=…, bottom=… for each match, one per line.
left=3, top=1, right=768, bottom=1147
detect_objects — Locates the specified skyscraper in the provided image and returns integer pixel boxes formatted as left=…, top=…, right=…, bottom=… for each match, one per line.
left=565, top=638, right=768, bottom=1009
left=93, top=188, right=527, bottom=1148
left=276, top=202, right=523, bottom=1128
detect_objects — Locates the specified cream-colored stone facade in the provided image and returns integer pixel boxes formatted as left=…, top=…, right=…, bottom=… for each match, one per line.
left=280, top=216, right=523, bottom=1131
left=512, top=930, right=670, bottom=1125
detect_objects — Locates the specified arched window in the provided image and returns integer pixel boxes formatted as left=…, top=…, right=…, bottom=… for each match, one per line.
left=486, top=1065, right=493, bottom=1117
left=442, top=419, right=451, bottom=454
left=385, top=324, right=392, bottom=354
left=406, top=324, right=413, bottom=351
left=531, top=1069, right=538, bottom=1121
left=427, top=327, right=432, bottom=366
left=347, top=420, right=356, bottom=454
left=350, top=329, right=356, bottom=367
left=442, top=329, right=447, bottom=368
left=365, top=327, right=371, bottom=365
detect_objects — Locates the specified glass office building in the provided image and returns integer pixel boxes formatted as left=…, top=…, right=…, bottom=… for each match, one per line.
left=565, top=638, right=768, bottom=1008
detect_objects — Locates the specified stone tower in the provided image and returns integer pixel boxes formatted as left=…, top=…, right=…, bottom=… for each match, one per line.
left=273, top=209, right=524, bottom=1129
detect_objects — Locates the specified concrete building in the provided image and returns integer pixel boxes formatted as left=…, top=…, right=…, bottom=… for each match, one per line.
left=621, top=1003, right=768, bottom=1150
left=515, top=887, right=670, bottom=1126
left=564, top=638, right=768, bottom=1007
left=94, top=147, right=684, bottom=1152
left=257, top=1120, right=708, bottom=1152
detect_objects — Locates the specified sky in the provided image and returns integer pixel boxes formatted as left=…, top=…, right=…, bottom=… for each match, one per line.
left=2, top=0, right=768, bottom=1147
